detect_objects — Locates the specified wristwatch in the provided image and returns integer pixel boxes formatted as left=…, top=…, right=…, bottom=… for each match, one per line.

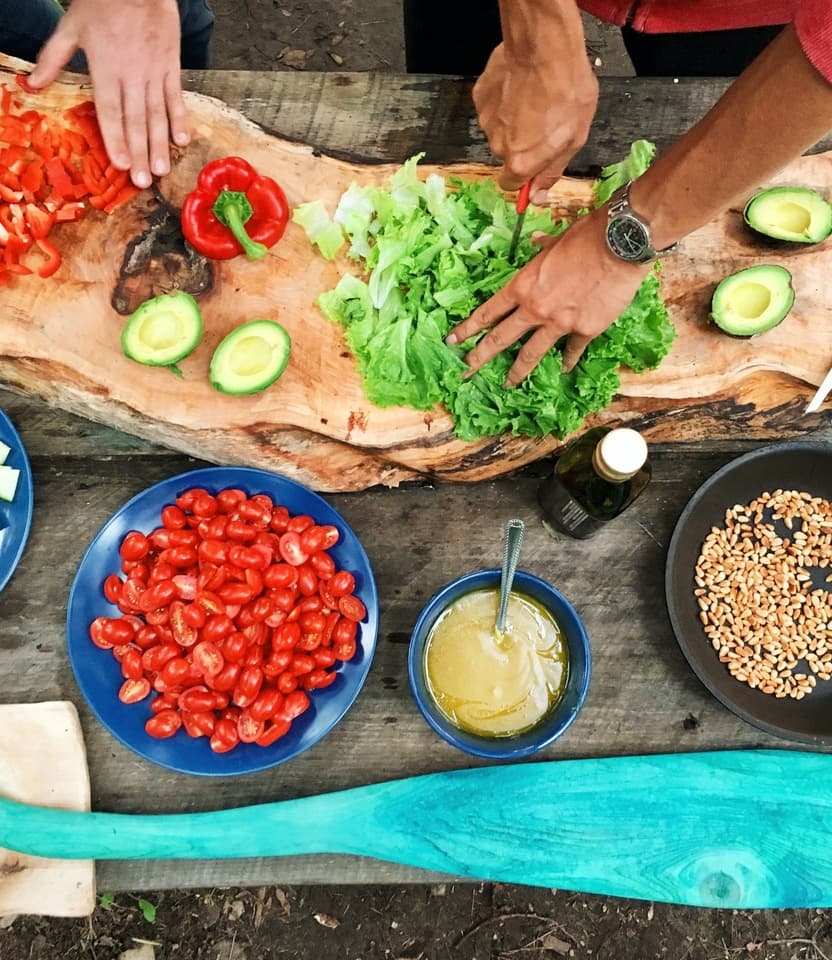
left=605, top=181, right=678, bottom=264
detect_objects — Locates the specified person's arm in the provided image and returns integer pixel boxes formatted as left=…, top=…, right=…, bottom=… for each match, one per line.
left=451, top=24, right=832, bottom=386
left=473, top=0, right=598, bottom=194
left=27, top=0, right=189, bottom=189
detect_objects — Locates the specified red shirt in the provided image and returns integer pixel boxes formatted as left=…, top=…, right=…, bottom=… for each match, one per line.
left=578, top=0, right=832, bottom=80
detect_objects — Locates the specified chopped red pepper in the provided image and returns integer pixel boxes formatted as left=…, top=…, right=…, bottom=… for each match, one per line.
left=33, top=237, right=61, bottom=278
left=1, top=77, right=143, bottom=284
left=180, top=155, right=289, bottom=260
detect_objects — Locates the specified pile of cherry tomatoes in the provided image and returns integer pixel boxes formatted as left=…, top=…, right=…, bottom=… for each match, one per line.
left=88, top=485, right=367, bottom=754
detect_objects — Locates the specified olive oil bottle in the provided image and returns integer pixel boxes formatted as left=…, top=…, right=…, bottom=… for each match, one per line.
left=537, top=426, right=651, bottom=540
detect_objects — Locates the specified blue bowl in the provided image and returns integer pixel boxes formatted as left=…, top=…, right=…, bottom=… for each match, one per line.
left=408, top=569, right=591, bottom=759
left=67, top=466, right=379, bottom=777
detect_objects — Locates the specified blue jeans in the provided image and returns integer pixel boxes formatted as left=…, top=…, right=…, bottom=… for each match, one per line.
left=0, top=0, right=215, bottom=71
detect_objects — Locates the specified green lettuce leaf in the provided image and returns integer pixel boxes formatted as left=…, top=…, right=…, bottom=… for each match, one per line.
left=592, top=139, right=657, bottom=206
left=297, top=150, right=675, bottom=441
left=291, top=200, right=345, bottom=260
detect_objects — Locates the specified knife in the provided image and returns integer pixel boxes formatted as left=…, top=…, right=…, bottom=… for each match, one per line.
left=806, top=363, right=832, bottom=414
left=507, top=180, right=531, bottom=264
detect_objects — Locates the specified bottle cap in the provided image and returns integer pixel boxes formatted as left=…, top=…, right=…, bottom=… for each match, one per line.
left=593, top=428, right=648, bottom=482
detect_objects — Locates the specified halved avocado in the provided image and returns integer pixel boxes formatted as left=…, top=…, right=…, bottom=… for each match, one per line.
left=743, top=186, right=832, bottom=244
left=210, top=319, right=292, bottom=395
left=710, top=264, right=794, bottom=337
left=122, top=291, right=203, bottom=366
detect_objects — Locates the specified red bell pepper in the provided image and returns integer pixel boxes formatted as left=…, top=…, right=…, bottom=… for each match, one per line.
left=180, top=155, right=289, bottom=260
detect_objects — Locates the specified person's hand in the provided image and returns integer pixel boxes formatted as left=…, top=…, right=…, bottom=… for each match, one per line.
left=446, top=209, right=651, bottom=386
left=473, top=38, right=598, bottom=199
left=28, top=0, right=190, bottom=189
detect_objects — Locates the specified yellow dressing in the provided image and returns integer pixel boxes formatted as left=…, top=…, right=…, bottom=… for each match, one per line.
left=424, top=588, right=568, bottom=738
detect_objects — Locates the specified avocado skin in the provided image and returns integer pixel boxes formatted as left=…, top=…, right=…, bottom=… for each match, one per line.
left=710, top=264, right=794, bottom=338
left=743, top=186, right=832, bottom=245
left=121, top=291, right=204, bottom=366
left=210, top=319, right=292, bottom=396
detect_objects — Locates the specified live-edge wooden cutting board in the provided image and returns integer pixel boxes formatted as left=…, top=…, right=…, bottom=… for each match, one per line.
left=0, top=55, right=830, bottom=492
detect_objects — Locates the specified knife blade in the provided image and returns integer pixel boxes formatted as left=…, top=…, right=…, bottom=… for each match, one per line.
left=507, top=181, right=532, bottom=264
left=806, top=364, right=832, bottom=414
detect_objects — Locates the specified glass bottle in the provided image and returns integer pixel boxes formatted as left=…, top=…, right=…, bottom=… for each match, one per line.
left=537, top=426, right=651, bottom=540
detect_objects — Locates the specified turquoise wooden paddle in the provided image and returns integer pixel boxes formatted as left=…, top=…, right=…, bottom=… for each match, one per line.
left=3, top=749, right=831, bottom=909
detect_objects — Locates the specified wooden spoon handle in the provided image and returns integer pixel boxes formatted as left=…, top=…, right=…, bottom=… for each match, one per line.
left=3, top=750, right=831, bottom=909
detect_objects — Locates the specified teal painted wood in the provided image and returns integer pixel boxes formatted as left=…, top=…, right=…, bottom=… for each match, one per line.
left=3, top=749, right=831, bottom=908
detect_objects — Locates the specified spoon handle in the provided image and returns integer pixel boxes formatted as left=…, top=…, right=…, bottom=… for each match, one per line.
left=496, top=519, right=525, bottom=633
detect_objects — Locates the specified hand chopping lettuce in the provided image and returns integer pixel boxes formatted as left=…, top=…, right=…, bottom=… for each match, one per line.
left=293, top=140, right=675, bottom=442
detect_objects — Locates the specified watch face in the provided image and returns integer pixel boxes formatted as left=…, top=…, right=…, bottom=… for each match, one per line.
left=606, top=214, right=650, bottom=262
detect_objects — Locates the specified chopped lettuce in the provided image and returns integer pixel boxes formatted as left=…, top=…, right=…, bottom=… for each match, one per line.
left=592, top=139, right=657, bottom=206
left=291, top=200, right=345, bottom=260
left=296, top=143, right=675, bottom=441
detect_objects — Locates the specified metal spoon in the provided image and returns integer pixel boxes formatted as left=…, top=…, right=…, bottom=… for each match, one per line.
left=495, top=518, right=525, bottom=635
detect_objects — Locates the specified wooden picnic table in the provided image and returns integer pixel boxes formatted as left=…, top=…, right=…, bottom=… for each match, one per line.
left=2, top=69, right=831, bottom=893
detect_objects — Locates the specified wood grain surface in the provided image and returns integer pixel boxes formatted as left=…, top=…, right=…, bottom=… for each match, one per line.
left=0, top=62, right=830, bottom=893
left=1, top=55, right=830, bottom=492
left=3, top=750, right=832, bottom=909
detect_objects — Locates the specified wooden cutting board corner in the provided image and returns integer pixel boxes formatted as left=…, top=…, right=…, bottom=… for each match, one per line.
left=0, top=701, right=95, bottom=917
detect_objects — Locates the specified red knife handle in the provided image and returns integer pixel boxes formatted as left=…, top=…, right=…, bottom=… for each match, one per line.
left=516, top=181, right=531, bottom=215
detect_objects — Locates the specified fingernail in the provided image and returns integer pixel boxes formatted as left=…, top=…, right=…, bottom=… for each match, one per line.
left=152, top=158, right=170, bottom=177
left=133, top=170, right=152, bottom=189
left=502, top=378, right=515, bottom=389
left=174, top=131, right=190, bottom=146
left=532, top=189, right=549, bottom=205
left=445, top=333, right=458, bottom=345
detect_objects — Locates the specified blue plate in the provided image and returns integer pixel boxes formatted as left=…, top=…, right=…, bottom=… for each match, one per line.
left=0, top=408, right=34, bottom=594
left=67, top=466, right=379, bottom=776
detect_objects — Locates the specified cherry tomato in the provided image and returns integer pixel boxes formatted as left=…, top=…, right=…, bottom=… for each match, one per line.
left=278, top=531, right=308, bottom=566
left=90, top=616, right=114, bottom=650
left=263, top=563, right=298, bottom=589
left=255, top=718, right=291, bottom=746
left=269, top=506, right=291, bottom=533
left=318, top=525, right=340, bottom=549
left=287, top=515, right=314, bottom=534
left=328, top=571, right=356, bottom=597
left=309, top=551, right=336, bottom=581
left=216, top=488, right=247, bottom=513
left=232, top=666, right=264, bottom=708
left=296, top=565, right=319, bottom=597
left=161, top=504, right=188, bottom=530
left=103, top=574, right=124, bottom=605
left=180, top=687, right=218, bottom=713
left=303, top=668, right=337, bottom=691
left=338, top=594, right=367, bottom=622
left=192, top=640, right=224, bottom=678
left=272, top=622, right=301, bottom=650
left=299, top=525, right=327, bottom=554
left=209, top=717, right=239, bottom=753
left=249, top=687, right=283, bottom=722
left=119, top=531, right=150, bottom=561
left=182, top=710, right=216, bottom=738
left=119, top=678, right=151, bottom=704
left=237, top=711, right=265, bottom=744
left=146, top=710, right=182, bottom=739
left=279, top=689, right=310, bottom=720
left=120, top=648, right=144, bottom=681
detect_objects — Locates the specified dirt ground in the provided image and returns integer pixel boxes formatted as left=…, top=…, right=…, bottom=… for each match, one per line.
left=3, top=3, right=832, bottom=959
